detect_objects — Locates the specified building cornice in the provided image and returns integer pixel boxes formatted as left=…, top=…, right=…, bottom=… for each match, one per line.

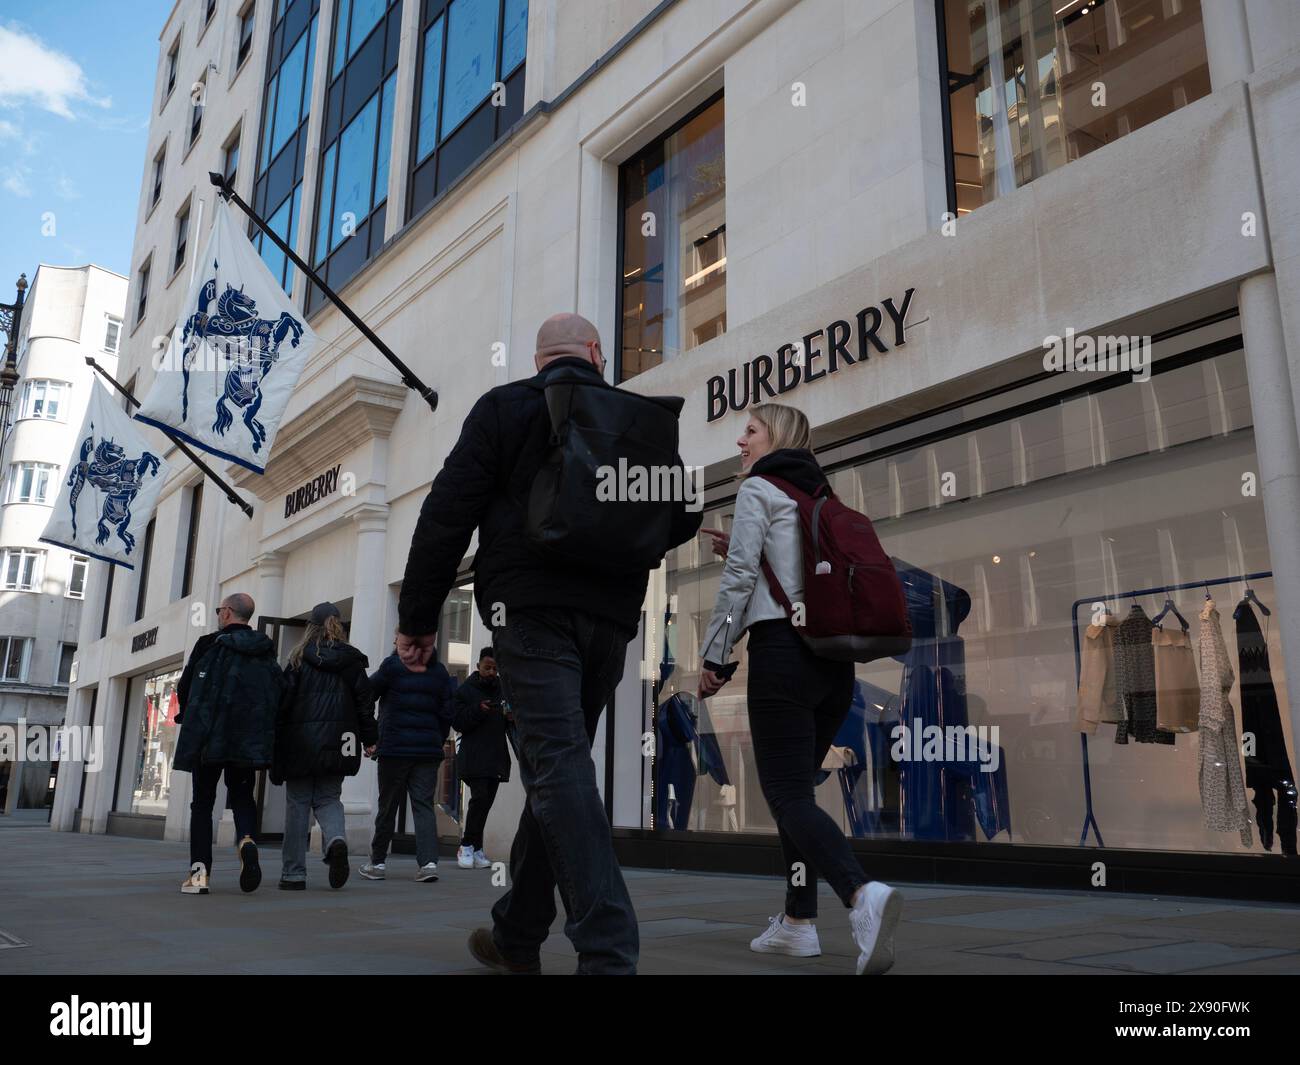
left=230, top=375, right=407, bottom=501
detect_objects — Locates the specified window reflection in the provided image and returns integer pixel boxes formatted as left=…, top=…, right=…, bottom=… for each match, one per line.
left=643, top=349, right=1293, bottom=854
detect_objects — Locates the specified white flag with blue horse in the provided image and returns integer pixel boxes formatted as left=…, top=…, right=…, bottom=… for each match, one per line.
left=40, top=380, right=168, bottom=570
left=134, top=198, right=319, bottom=474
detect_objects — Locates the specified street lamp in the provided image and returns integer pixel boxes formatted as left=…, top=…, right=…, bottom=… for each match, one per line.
left=0, top=273, right=29, bottom=453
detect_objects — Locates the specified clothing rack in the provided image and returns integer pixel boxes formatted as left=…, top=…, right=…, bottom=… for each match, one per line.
left=1068, top=569, right=1273, bottom=847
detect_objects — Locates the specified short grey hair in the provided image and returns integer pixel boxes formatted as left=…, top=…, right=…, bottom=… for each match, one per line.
left=222, top=592, right=255, bottom=622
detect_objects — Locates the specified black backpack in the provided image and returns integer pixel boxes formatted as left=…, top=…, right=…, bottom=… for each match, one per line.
left=526, top=367, right=686, bottom=575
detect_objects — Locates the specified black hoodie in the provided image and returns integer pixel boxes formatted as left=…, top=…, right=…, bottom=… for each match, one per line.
left=273, top=640, right=378, bottom=782
left=748, top=447, right=830, bottom=497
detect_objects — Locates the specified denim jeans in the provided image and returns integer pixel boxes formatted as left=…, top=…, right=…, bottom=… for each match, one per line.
left=370, top=757, right=441, bottom=867
left=745, top=619, right=865, bottom=919
left=461, top=777, right=500, bottom=850
left=281, top=775, right=346, bottom=883
left=489, top=608, right=636, bottom=975
left=189, top=763, right=257, bottom=874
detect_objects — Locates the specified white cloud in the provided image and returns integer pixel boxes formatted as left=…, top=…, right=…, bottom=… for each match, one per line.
left=54, top=173, right=79, bottom=199
left=0, top=23, right=111, bottom=119
left=1, top=163, right=32, bottom=197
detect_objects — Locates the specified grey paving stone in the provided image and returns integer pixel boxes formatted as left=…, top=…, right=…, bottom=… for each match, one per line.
left=1065, top=941, right=1296, bottom=974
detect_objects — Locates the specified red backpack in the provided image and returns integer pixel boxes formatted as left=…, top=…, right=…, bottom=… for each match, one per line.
left=756, top=475, right=912, bottom=662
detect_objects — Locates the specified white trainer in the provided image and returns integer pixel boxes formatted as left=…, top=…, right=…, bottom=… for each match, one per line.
left=359, top=862, right=386, bottom=880
left=472, top=849, right=492, bottom=869
left=456, top=845, right=475, bottom=869
left=749, top=915, right=821, bottom=957
left=414, top=862, right=439, bottom=882
left=850, top=881, right=903, bottom=975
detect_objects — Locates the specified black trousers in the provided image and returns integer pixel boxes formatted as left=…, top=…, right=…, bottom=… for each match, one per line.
left=745, top=619, right=865, bottom=919
left=461, top=777, right=500, bottom=849
left=189, top=763, right=257, bottom=873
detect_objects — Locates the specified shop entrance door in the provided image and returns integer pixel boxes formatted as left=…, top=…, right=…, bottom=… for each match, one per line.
left=254, top=615, right=309, bottom=838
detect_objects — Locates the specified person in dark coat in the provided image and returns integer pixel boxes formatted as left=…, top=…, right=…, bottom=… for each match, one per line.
left=173, top=592, right=282, bottom=896
left=396, top=313, right=701, bottom=975
left=453, top=647, right=513, bottom=869
left=359, top=631, right=455, bottom=882
left=274, top=603, right=376, bottom=890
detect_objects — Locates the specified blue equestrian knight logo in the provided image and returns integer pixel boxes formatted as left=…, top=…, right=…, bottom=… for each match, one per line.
left=178, top=258, right=305, bottom=454
left=66, top=426, right=162, bottom=554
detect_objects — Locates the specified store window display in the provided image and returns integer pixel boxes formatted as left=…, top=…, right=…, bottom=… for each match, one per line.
left=643, top=344, right=1294, bottom=855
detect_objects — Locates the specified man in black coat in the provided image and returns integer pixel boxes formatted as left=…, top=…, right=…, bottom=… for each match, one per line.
left=174, top=592, right=276, bottom=896
left=397, top=313, right=701, bottom=975
left=453, top=647, right=512, bottom=869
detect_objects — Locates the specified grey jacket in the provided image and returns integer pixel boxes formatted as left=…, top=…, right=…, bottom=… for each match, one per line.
left=699, top=476, right=803, bottom=665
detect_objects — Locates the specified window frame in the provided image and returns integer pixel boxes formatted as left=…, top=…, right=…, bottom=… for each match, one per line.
left=173, top=201, right=192, bottom=276
left=237, top=1, right=256, bottom=69
left=104, top=314, right=123, bottom=355
left=136, top=257, right=152, bottom=326
left=179, top=483, right=203, bottom=599
left=1, top=548, right=45, bottom=592
left=68, top=555, right=89, bottom=600
left=405, top=0, right=527, bottom=225
left=6, top=462, right=58, bottom=505
left=56, top=642, right=77, bottom=686
left=614, top=89, right=726, bottom=385
left=18, top=379, right=69, bottom=422
left=164, top=36, right=181, bottom=104
left=0, top=636, right=32, bottom=682
left=134, top=519, right=156, bottom=622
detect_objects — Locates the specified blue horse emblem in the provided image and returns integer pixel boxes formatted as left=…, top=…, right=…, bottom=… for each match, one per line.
left=178, top=260, right=305, bottom=453
left=67, top=427, right=162, bottom=554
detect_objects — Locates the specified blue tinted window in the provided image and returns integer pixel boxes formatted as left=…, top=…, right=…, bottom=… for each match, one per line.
left=331, top=92, right=378, bottom=252
left=349, top=0, right=385, bottom=55
left=260, top=71, right=279, bottom=167
left=285, top=184, right=302, bottom=291
left=333, top=0, right=352, bottom=76
left=260, top=194, right=293, bottom=287
left=415, top=17, right=443, bottom=163
left=374, top=74, right=396, bottom=206
left=502, top=0, right=527, bottom=74
left=315, top=142, right=337, bottom=264
left=441, top=0, right=498, bottom=139
left=303, top=16, right=318, bottom=116
left=271, top=33, right=307, bottom=158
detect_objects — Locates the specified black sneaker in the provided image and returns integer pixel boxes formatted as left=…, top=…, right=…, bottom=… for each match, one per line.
left=467, top=928, right=541, bottom=975
left=238, top=836, right=262, bottom=893
left=325, top=840, right=350, bottom=889
left=278, top=879, right=305, bottom=891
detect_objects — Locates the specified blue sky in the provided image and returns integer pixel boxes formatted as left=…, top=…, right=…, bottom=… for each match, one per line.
left=0, top=1, right=175, bottom=303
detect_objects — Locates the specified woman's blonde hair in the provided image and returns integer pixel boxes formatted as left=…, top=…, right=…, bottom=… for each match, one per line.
left=743, top=403, right=811, bottom=474
left=288, top=613, right=347, bottom=668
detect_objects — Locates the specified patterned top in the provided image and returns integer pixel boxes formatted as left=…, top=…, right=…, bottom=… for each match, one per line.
left=1198, top=605, right=1252, bottom=845
left=1114, top=605, right=1175, bottom=745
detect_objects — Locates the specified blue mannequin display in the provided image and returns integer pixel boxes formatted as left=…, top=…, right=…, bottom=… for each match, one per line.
left=654, top=691, right=730, bottom=829
left=891, top=559, right=1011, bottom=842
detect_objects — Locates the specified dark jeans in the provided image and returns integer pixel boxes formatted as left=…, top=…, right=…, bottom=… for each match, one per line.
left=461, top=777, right=500, bottom=850
left=490, top=607, right=636, bottom=975
left=370, top=757, right=441, bottom=868
left=190, top=763, right=257, bottom=873
left=1252, top=779, right=1299, bottom=855
left=746, top=619, right=865, bottom=919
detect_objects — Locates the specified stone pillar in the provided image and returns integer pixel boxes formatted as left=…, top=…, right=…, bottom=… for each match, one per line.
left=1238, top=274, right=1300, bottom=763
left=340, top=502, right=389, bottom=850
left=84, top=675, right=129, bottom=834
left=253, top=551, right=287, bottom=624
left=50, top=687, right=93, bottom=831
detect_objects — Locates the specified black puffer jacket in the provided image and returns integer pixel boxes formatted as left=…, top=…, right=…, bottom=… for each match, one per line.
left=398, top=357, right=703, bottom=640
left=370, top=652, right=455, bottom=759
left=452, top=671, right=512, bottom=781
left=273, top=641, right=377, bottom=782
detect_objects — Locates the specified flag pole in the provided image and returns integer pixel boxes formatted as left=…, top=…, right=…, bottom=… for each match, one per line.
left=207, top=172, right=439, bottom=413
left=85, top=357, right=254, bottom=520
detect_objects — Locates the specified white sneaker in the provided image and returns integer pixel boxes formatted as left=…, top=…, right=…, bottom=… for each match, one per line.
left=457, top=845, right=475, bottom=869
left=749, top=915, right=821, bottom=957
left=359, top=862, right=386, bottom=880
left=415, top=862, right=439, bottom=882
left=850, top=882, right=903, bottom=975
left=472, top=849, right=491, bottom=869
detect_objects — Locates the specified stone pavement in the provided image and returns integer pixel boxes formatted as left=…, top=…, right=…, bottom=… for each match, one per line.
left=2, top=816, right=1299, bottom=975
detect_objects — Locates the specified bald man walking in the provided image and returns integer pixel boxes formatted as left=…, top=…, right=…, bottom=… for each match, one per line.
left=398, top=313, right=700, bottom=974
left=174, top=592, right=283, bottom=895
